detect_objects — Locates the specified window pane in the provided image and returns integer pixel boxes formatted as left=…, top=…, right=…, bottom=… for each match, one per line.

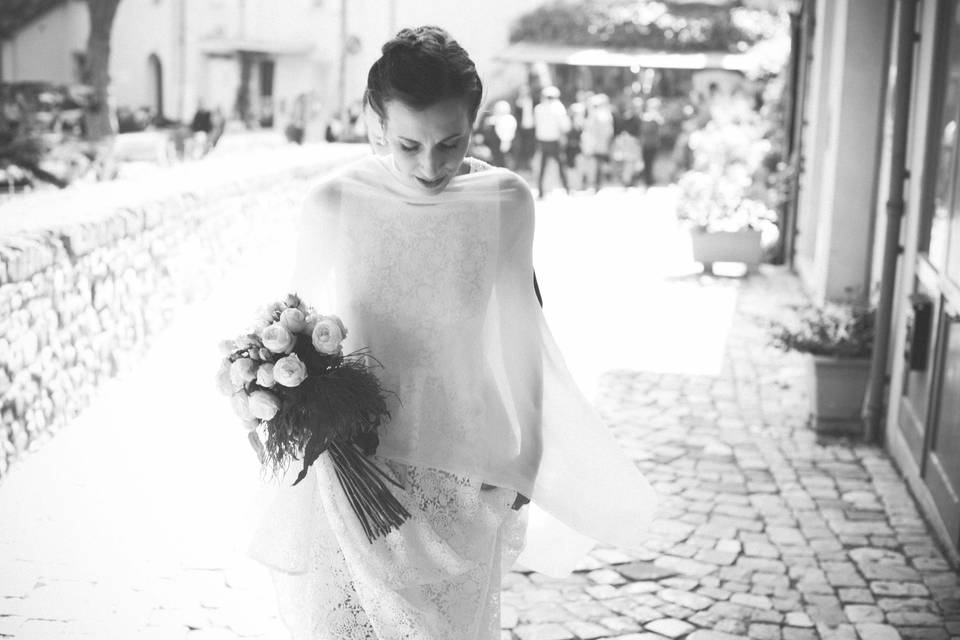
left=929, top=3, right=960, bottom=271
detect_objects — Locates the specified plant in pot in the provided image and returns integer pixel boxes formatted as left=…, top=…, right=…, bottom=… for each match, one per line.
left=768, top=301, right=875, bottom=435
left=676, top=169, right=779, bottom=273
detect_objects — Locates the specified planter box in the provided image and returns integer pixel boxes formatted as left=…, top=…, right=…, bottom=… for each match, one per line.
left=808, top=355, right=871, bottom=435
left=690, top=229, right=763, bottom=274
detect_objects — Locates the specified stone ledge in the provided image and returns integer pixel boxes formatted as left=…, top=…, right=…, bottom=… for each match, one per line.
left=0, top=143, right=368, bottom=478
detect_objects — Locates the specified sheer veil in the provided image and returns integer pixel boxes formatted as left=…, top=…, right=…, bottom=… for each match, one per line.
left=249, top=154, right=657, bottom=579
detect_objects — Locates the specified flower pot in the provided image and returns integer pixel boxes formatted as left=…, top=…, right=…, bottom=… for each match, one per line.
left=807, top=355, right=871, bottom=435
left=690, top=229, right=763, bottom=274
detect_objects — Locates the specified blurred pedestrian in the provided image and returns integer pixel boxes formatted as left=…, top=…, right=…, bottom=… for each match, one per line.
left=534, top=85, right=570, bottom=198
left=513, top=85, right=536, bottom=171
left=565, top=101, right=585, bottom=188
left=612, top=99, right=642, bottom=187
left=488, top=100, right=517, bottom=168
left=639, top=97, right=664, bottom=186
left=581, top=93, right=614, bottom=192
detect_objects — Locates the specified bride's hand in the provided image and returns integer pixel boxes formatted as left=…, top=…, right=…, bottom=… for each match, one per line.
left=480, top=483, right=529, bottom=510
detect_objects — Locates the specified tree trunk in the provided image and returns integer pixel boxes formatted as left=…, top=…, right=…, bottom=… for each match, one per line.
left=82, top=0, right=122, bottom=141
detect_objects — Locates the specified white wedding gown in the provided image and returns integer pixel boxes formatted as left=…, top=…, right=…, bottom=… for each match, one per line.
left=248, top=155, right=657, bottom=639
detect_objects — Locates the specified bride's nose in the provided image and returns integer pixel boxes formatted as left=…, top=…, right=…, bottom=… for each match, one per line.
left=419, top=150, right=442, bottom=179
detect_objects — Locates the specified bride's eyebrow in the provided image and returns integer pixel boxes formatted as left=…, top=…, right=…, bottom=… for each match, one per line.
left=398, top=134, right=463, bottom=144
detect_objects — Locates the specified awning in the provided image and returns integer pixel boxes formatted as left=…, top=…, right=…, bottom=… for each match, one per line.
left=199, top=38, right=315, bottom=56
left=494, top=42, right=755, bottom=72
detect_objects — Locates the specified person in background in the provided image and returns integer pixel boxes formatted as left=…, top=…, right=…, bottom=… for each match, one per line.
left=580, top=93, right=615, bottom=192
left=533, top=85, right=570, bottom=198
left=513, top=84, right=536, bottom=172
left=565, top=101, right=585, bottom=190
left=612, top=98, right=642, bottom=188
left=489, top=100, right=517, bottom=169
left=639, top=97, right=664, bottom=187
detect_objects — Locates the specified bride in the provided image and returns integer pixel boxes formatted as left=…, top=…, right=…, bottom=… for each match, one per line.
left=248, top=25, right=658, bottom=639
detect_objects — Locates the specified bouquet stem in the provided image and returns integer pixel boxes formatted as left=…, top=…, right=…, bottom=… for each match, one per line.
left=329, top=441, right=412, bottom=543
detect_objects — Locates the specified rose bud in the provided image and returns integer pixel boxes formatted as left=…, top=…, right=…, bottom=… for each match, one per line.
left=261, top=323, right=295, bottom=354
left=229, top=357, right=257, bottom=388
left=216, top=362, right=234, bottom=395
left=312, top=316, right=345, bottom=355
left=231, top=392, right=254, bottom=421
left=273, top=353, right=308, bottom=387
left=256, top=363, right=275, bottom=388
left=279, top=307, right=306, bottom=334
left=248, top=389, right=280, bottom=421
left=258, top=347, right=272, bottom=361
left=284, top=293, right=301, bottom=308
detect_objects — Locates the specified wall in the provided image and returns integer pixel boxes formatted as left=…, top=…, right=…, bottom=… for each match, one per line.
left=0, top=1, right=87, bottom=84
left=0, top=145, right=366, bottom=478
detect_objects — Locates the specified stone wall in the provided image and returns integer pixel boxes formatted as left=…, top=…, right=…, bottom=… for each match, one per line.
left=0, top=145, right=366, bottom=478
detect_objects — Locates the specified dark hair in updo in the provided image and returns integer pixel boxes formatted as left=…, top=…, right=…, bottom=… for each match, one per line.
left=364, top=26, right=483, bottom=123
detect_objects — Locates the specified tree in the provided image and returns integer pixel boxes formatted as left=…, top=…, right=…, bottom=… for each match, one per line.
left=81, top=0, right=122, bottom=140
left=510, top=0, right=781, bottom=53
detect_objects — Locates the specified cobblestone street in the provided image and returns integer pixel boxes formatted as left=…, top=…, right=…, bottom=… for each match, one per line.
left=0, top=181, right=957, bottom=640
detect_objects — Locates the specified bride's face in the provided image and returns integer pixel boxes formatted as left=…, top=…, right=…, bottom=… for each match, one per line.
left=381, top=98, right=472, bottom=193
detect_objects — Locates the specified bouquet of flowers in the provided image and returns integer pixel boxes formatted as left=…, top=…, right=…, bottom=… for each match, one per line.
left=216, top=293, right=410, bottom=542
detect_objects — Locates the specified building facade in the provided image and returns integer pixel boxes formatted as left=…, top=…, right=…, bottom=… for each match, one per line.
left=0, top=0, right=544, bottom=139
left=791, top=0, right=960, bottom=563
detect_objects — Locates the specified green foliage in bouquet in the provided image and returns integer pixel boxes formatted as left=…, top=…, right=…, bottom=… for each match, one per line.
left=218, top=294, right=409, bottom=542
left=768, top=302, right=875, bottom=359
left=267, top=341, right=391, bottom=486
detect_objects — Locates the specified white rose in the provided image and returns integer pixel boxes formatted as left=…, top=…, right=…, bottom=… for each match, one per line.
left=261, top=323, right=295, bottom=354
left=217, top=340, right=236, bottom=356
left=248, top=389, right=281, bottom=421
left=311, top=316, right=345, bottom=355
left=216, top=361, right=234, bottom=395
left=231, top=392, right=254, bottom=421
left=229, top=357, right=257, bottom=388
left=304, top=313, right=320, bottom=334
left=256, top=363, right=276, bottom=388
left=279, top=308, right=307, bottom=334
left=273, top=353, right=308, bottom=387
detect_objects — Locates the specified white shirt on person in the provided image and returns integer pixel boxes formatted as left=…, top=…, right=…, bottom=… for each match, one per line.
left=534, top=99, right=570, bottom=142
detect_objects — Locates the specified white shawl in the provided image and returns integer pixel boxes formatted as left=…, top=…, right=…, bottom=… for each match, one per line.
left=249, top=154, right=657, bottom=578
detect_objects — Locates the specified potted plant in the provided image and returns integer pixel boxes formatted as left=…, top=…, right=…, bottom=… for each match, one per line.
left=769, top=302, right=875, bottom=435
left=676, top=170, right=777, bottom=273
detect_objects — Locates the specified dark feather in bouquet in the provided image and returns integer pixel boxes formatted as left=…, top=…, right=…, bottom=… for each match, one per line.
left=216, top=293, right=409, bottom=542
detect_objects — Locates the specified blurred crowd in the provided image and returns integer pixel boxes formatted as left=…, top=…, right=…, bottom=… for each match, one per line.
left=467, top=80, right=759, bottom=197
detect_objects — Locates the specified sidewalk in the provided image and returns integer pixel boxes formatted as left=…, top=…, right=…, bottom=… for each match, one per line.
left=0, top=186, right=956, bottom=640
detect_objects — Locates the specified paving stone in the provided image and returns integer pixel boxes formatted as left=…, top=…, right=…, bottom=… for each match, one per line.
left=687, top=630, right=749, bottom=640
left=855, top=623, right=903, bottom=640
left=748, top=622, right=782, bottom=639
left=729, top=593, right=773, bottom=610
left=644, top=618, right=695, bottom=638
left=785, top=611, right=813, bottom=627
left=521, top=603, right=572, bottom=624
left=562, top=620, right=610, bottom=639
left=838, top=588, right=875, bottom=604
left=513, top=623, right=576, bottom=640
left=617, top=562, right=678, bottom=582
left=657, top=588, right=715, bottom=611
left=844, top=604, right=884, bottom=623
left=871, top=581, right=931, bottom=597
left=599, top=615, right=643, bottom=633
left=783, top=629, right=818, bottom=640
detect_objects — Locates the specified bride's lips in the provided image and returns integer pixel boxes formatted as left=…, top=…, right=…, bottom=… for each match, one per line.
left=416, top=175, right=446, bottom=189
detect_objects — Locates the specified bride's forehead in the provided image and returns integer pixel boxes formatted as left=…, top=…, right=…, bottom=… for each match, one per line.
left=384, top=99, right=470, bottom=139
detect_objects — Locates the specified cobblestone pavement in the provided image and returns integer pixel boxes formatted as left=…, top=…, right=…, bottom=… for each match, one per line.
left=0, top=184, right=957, bottom=639
left=501, top=266, right=960, bottom=640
